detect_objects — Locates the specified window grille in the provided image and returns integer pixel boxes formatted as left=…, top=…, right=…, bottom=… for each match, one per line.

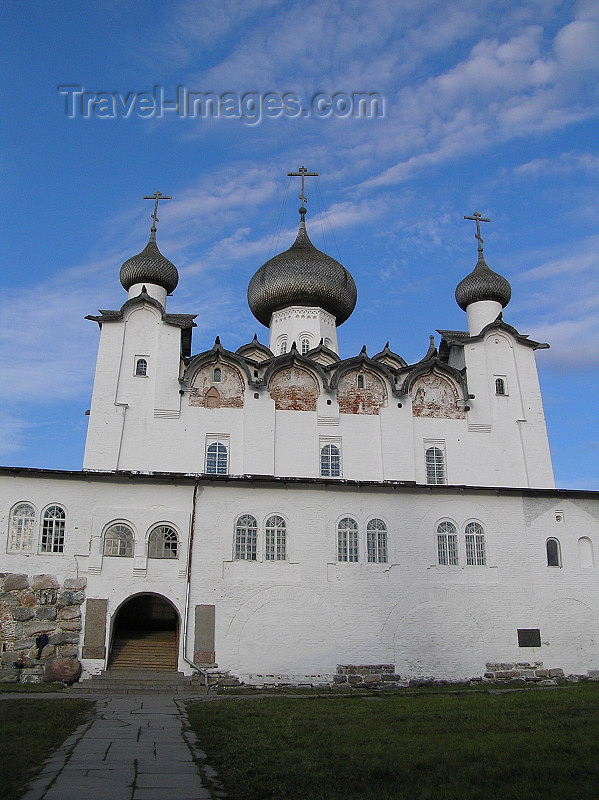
left=426, top=446, right=446, bottom=484
left=148, top=525, right=179, bottom=559
left=437, top=521, right=458, bottom=565
left=321, top=443, right=341, bottom=477
left=465, top=522, right=486, bottom=565
left=8, top=503, right=35, bottom=552
left=301, top=338, right=310, bottom=355
left=367, top=518, right=388, bottom=563
left=206, top=441, right=228, bottom=474
left=235, top=515, right=258, bottom=560
left=104, top=523, right=134, bottom=557
left=338, top=517, right=358, bottom=562
left=265, top=515, right=286, bottom=561
left=135, top=358, right=147, bottom=376
left=40, top=506, right=65, bottom=553
left=495, top=378, right=506, bottom=395
left=213, top=367, right=222, bottom=382
left=279, top=340, right=287, bottom=355
left=357, top=374, right=365, bottom=389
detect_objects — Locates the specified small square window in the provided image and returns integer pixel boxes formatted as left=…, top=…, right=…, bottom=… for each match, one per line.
left=517, top=629, right=541, bottom=647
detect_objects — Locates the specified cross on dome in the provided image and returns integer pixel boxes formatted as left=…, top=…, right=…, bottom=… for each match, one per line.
left=287, top=166, right=318, bottom=220
left=464, top=211, right=491, bottom=258
left=143, top=191, right=173, bottom=233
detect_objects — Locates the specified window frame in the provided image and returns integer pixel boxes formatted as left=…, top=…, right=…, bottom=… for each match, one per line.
left=8, top=502, right=36, bottom=553
left=546, top=537, right=561, bottom=568
left=234, top=514, right=258, bottom=561
left=437, top=520, right=458, bottom=566
left=135, top=357, right=148, bottom=377
left=320, top=439, right=342, bottom=478
left=147, top=524, right=179, bottom=559
left=494, top=376, right=507, bottom=396
left=265, top=515, right=287, bottom=561
left=104, top=522, right=135, bottom=558
left=464, top=521, right=486, bottom=566
left=366, top=518, right=388, bottom=563
left=40, top=505, right=66, bottom=554
left=425, top=443, right=446, bottom=485
left=205, top=436, right=229, bottom=474
left=337, top=517, right=359, bottom=562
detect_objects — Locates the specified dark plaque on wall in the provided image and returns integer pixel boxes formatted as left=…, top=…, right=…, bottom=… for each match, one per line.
left=517, top=628, right=541, bottom=647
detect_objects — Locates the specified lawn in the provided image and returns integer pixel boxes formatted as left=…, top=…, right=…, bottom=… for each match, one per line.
left=187, top=684, right=599, bottom=800
left=0, top=698, right=93, bottom=800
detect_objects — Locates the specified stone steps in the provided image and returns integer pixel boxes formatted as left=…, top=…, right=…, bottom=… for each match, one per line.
left=69, top=669, right=208, bottom=695
left=108, top=629, right=178, bottom=671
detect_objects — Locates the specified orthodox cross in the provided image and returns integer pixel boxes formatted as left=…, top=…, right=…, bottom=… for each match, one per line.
left=464, top=211, right=491, bottom=257
left=288, top=166, right=318, bottom=220
left=143, top=191, right=173, bottom=231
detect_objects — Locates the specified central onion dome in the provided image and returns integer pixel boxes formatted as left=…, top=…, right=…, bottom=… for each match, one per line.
left=248, top=219, right=357, bottom=327
left=455, top=253, right=511, bottom=311
left=120, top=228, right=179, bottom=295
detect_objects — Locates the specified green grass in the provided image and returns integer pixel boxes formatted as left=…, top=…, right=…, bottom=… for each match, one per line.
left=0, top=682, right=65, bottom=693
left=187, top=684, right=599, bottom=800
left=0, top=699, right=93, bottom=800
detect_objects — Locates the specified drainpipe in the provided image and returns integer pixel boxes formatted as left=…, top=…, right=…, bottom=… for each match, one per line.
left=182, top=478, right=210, bottom=688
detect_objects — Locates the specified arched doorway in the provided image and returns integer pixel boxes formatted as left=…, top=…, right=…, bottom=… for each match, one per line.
left=109, top=594, right=179, bottom=671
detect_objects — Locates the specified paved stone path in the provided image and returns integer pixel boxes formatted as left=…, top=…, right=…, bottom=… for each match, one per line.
left=19, top=694, right=219, bottom=800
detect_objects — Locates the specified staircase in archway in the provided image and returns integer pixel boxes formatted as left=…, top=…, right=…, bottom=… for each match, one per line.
left=109, top=629, right=178, bottom=671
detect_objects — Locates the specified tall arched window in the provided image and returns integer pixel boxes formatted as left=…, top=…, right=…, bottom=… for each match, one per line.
left=426, top=447, right=446, bottom=484
left=301, top=338, right=311, bottom=355
left=279, top=340, right=287, bottom=355
left=437, top=521, right=458, bottom=565
left=135, top=358, right=148, bottom=376
left=465, top=521, right=486, bottom=565
left=495, top=378, right=506, bottom=395
left=546, top=537, right=561, bottom=567
left=367, top=518, right=388, bottom=563
left=235, top=515, right=257, bottom=560
left=104, top=523, right=134, bottom=557
left=206, top=441, right=228, bottom=474
left=265, top=515, right=287, bottom=561
left=41, top=505, right=66, bottom=553
left=321, top=443, right=341, bottom=477
left=8, top=503, right=35, bottom=552
left=213, top=367, right=222, bottom=383
left=148, top=525, right=179, bottom=559
left=357, top=374, right=365, bottom=389
left=338, top=517, right=358, bottom=562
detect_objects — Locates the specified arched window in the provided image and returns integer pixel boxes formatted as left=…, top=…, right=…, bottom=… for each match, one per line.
left=495, top=378, right=506, bottom=395
left=104, top=523, right=134, bottom=557
left=321, top=443, right=341, bottom=477
left=426, top=447, right=446, bottom=484
left=135, top=358, right=148, bottom=376
left=437, top=521, right=458, bottom=565
left=367, top=518, right=388, bottom=563
left=235, top=515, right=257, bottom=560
left=148, top=525, right=179, bottom=559
left=338, top=517, right=358, bottom=562
left=41, top=505, right=65, bottom=553
left=8, top=503, right=35, bottom=552
left=279, top=340, right=287, bottom=355
left=465, top=522, right=486, bottom=565
left=213, top=367, right=222, bottom=383
left=578, top=537, right=594, bottom=568
left=206, top=441, right=228, bottom=474
left=546, top=537, right=561, bottom=567
left=265, top=515, right=286, bottom=561
left=301, top=338, right=311, bottom=355
left=357, top=374, right=365, bottom=389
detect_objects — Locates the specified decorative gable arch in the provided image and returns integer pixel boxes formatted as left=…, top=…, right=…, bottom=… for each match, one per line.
left=402, top=362, right=468, bottom=419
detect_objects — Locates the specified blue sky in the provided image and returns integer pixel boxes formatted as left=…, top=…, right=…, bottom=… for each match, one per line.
left=1, top=0, right=598, bottom=488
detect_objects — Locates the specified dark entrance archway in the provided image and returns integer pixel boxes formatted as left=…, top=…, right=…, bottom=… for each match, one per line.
left=109, top=594, right=179, bottom=671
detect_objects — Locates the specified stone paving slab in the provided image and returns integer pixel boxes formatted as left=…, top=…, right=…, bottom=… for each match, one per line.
left=19, top=694, right=219, bottom=800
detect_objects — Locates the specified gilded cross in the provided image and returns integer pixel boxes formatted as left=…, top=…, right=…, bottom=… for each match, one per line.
left=287, top=166, right=319, bottom=219
left=464, top=211, right=491, bottom=256
left=143, top=191, right=173, bottom=231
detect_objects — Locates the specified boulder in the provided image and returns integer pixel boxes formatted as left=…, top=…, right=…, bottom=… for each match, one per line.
left=30, top=574, right=59, bottom=590
left=44, top=657, right=82, bottom=685
left=3, top=574, right=29, bottom=592
left=63, top=577, right=87, bottom=590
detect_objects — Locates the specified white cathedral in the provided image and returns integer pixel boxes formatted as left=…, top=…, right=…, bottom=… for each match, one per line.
left=1, top=177, right=598, bottom=687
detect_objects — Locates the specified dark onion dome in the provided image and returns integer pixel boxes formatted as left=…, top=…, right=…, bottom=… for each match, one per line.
left=455, top=254, right=511, bottom=311
left=120, top=229, right=179, bottom=294
left=248, top=220, right=357, bottom=327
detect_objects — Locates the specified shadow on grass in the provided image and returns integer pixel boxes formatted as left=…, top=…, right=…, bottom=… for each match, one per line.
left=188, top=683, right=599, bottom=800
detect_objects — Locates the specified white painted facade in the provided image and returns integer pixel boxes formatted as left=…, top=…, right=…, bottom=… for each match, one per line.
left=2, top=206, right=597, bottom=685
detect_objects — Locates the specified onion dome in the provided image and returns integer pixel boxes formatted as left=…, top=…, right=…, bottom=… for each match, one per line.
left=248, top=220, right=357, bottom=327
left=455, top=253, right=511, bottom=311
left=120, top=228, right=178, bottom=295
